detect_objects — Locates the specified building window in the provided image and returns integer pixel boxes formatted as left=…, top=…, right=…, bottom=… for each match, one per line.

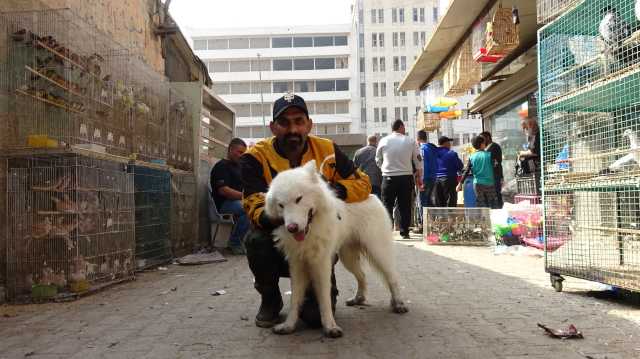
left=250, top=37, right=269, bottom=49
left=413, top=8, right=418, bottom=22
left=413, top=32, right=419, bottom=46
left=360, top=57, right=365, bottom=72
left=316, top=102, right=335, bottom=114
left=374, top=108, right=380, bottom=122
left=213, top=82, right=230, bottom=95
left=316, top=80, right=336, bottom=92
left=336, top=80, right=349, bottom=91
left=378, top=9, right=384, bottom=24
left=272, top=37, right=292, bottom=48
left=229, top=38, right=250, bottom=49
left=433, top=7, right=439, bottom=22
left=251, top=82, right=270, bottom=94
left=400, top=32, right=405, bottom=47
left=373, top=83, right=379, bottom=97
left=229, top=60, right=251, bottom=72
left=359, top=33, right=364, bottom=48
left=294, top=81, right=315, bottom=93
left=372, top=33, right=378, bottom=47
left=293, top=37, right=313, bottom=47
left=235, top=104, right=251, bottom=117
left=371, top=9, right=377, bottom=24
left=402, top=107, right=408, bottom=121
left=393, top=56, right=399, bottom=71
left=395, top=107, right=401, bottom=120
left=336, top=101, right=349, bottom=114
left=334, top=36, right=348, bottom=46
left=420, top=8, right=425, bottom=23
left=251, top=104, right=270, bottom=117
left=315, top=58, right=336, bottom=70
left=193, top=39, right=207, bottom=50
left=392, top=8, right=398, bottom=23
left=314, top=36, right=334, bottom=47
left=360, top=83, right=366, bottom=97
left=381, top=108, right=387, bottom=122
left=393, top=82, right=399, bottom=96
left=380, top=82, right=386, bottom=97
left=358, top=9, right=364, bottom=23
left=273, top=59, right=293, bottom=71
left=251, top=59, right=271, bottom=72
left=236, top=127, right=251, bottom=138
left=361, top=108, right=367, bottom=122
left=380, top=57, right=386, bottom=71
left=379, top=33, right=385, bottom=47
left=393, top=32, right=399, bottom=47
left=399, top=8, right=405, bottom=23
left=420, top=31, right=426, bottom=45
left=212, top=61, right=229, bottom=72
left=372, top=57, right=378, bottom=72
left=273, top=81, right=293, bottom=93
left=401, top=56, right=407, bottom=71
left=336, top=57, right=348, bottom=69
left=230, top=82, right=251, bottom=94
left=294, top=58, right=315, bottom=70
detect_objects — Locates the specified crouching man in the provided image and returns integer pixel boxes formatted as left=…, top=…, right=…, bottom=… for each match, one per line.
left=240, top=93, right=371, bottom=328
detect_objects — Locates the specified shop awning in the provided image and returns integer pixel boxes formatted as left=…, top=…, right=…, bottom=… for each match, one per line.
left=469, top=60, right=537, bottom=116
left=399, top=0, right=538, bottom=92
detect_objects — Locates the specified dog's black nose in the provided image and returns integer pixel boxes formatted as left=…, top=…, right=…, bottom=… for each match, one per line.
left=286, top=223, right=299, bottom=233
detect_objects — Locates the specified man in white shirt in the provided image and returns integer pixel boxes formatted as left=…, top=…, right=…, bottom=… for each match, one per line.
left=376, top=120, right=423, bottom=239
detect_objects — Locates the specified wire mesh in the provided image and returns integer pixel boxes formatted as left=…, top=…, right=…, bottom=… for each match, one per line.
left=423, top=207, right=492, bottom=245
left=0, top=9, right=131, bottom=156
left=130, top=163, right=171, bottom=269
left=540, top=0, right=640, bottom=291
left=537, top=0, right=581, bottom=24
left=5, top=152, right=135, bottom=302
left=170, top=169, right=197, bottom=257
left=168, top=88, right=194, bottom=171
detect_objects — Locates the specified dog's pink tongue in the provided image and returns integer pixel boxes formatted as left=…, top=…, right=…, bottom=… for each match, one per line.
left=294, top=231, right=305, bottom=242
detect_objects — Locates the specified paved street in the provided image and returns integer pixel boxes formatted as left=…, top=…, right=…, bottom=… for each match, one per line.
left=2, top=237, right=640, bottom=359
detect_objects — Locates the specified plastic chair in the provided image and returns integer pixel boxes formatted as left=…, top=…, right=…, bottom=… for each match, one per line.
left=208, top=182, right=234, bottom=246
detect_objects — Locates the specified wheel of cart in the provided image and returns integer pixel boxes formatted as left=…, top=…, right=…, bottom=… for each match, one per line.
left=550, top=274, right=564, bottom=292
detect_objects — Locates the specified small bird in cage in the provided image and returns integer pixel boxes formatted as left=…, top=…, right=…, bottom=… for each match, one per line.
left=11, top=29, right=28, bottom=42
left=601, top=129, right=639, bottom=174
left=32, top=217, right=52, bottom=239
left=51, top=194, right=78, bottom=213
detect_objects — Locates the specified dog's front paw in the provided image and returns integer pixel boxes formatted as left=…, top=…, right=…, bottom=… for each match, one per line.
left=391, top=299, right=409, bottom=314
left=323, top=325, right=343, bottom=338
left=272, top=323, right=296, bottom=335
left=345, top=294, right=366, bottom=306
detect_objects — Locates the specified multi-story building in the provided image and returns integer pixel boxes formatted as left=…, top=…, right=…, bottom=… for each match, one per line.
left=352, top=0, right=442, bottom=137
left=190, top=25, right=362, bottom=145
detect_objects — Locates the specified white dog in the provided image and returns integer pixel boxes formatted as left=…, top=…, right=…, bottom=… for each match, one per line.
left=265, top=160, right=408, bottom=338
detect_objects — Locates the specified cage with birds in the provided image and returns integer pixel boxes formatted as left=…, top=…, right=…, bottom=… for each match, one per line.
left=168, top=88, right=194, bottom=171
left=423, top=207, right=492, bottom=245
left=443, top=38, right=481, bottom=96
left=539, top=0, right=640, bottom=293
left=129, top=162, right=171, bottom=269
left=4, top=150, right=135, bottom=302
left=169, top=169, right=198, bottom=257
left=0, top=10, right=131, bottom=156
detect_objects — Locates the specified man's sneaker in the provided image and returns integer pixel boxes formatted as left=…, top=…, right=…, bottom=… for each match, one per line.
left=255, top=296, right=284, bottom=328
left=412, top=227, right=423, bottom=234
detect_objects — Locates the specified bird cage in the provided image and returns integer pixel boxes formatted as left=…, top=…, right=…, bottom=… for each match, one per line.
left=423, top=208, right=492, bottom=245
left=170, top=169, right=198, bottom=257
left=485, top=5, right=519, bottom=58
left=417, top=111, right=440, bottom=131
left=472, top=12, right=502, bottom=63
left=168, top=88, right=194, bottom=171
left=5, top=151, right=135, bottom=302
left=444, top=38, right=481, bottom=96
left=540, top=0, right=640, bottom=293
left=128, top=59, right=170, bottom=164
left=0, top=10, right=131, bottom=156
left=537, top=0, right=580, bottom=24
left=129, top=163, right=171, bottom=270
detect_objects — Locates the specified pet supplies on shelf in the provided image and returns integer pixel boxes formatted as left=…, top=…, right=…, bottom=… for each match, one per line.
left=4, top=150, right=135, bottom=302
left=424, top=207, right=492, bottom=245
left=540, top=0, right=640, bottom=293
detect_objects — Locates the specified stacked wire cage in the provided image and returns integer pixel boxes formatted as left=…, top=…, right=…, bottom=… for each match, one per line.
left=168, top=88, right=194, bottom=171
left=130, top=163, right=171, bottom=269
left=539, top=0, right=640, bottom=292
left=5, top=152, right=135, bottom=302
left=423, top=208, right=492, bottom=245
left=0, top=10, right=131, bottom=157
left=170, top=169, right=198, bottom=257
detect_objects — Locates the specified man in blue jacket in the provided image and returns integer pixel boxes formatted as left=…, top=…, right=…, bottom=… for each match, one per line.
left=434, top=136, right=463, bottom=207
left=418, top=130, right=438, bottom=208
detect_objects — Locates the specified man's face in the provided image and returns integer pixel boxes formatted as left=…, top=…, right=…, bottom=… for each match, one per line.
left=270, top=107, right=312, bottom=153
left=228, top=144, right=247, bottom=162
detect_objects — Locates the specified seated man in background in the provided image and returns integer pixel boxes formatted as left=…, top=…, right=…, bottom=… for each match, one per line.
left=211, top=138, right=250, bottom=255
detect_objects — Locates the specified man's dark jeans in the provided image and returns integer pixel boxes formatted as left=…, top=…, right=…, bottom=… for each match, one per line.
left=434, top=177, right=458, bottom=207
left=381, top=175, right=413, bottom=236
left=245, top=228, right=338, bottom=327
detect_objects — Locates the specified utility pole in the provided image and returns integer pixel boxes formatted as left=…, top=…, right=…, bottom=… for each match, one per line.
left=257, top=53, right=266, bottom=139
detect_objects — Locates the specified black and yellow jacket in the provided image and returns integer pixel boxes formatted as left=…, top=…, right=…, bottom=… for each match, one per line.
left=240, top=135, right=371, bottom=230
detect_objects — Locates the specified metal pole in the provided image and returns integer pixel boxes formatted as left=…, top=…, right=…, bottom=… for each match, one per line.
left=258, top=53, right=266, bottom=139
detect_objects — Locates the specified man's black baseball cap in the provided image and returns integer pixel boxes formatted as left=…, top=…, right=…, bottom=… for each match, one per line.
left=272, top=93, right=309, bottom=121
left=438, top=136, right=453, bottom=145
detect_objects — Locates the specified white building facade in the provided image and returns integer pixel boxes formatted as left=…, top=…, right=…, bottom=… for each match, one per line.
left=190, top=25, right=360, bottom=143
left=352, top=0, right=441, bottom=138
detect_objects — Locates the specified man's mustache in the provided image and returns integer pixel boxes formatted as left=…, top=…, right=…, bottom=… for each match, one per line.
left=284, top=134, right=303, bottom=143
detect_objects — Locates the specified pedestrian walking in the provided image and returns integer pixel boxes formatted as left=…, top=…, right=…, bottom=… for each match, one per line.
left=457, top=136, right=497, bottom=208
left=353, top=135, right=382, bottom=199
left=434, top=136, right=463, bottom=207
left=480, top=131, right=504, bottom=208
left=414, top=130, right=438, bottom=233
left=210, top=138, right=250, bottom=255
left=376, top=120, right=423, bottom=239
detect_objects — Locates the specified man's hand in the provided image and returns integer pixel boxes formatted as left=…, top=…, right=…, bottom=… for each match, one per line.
left=455, top=183, right=463, bottom=192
